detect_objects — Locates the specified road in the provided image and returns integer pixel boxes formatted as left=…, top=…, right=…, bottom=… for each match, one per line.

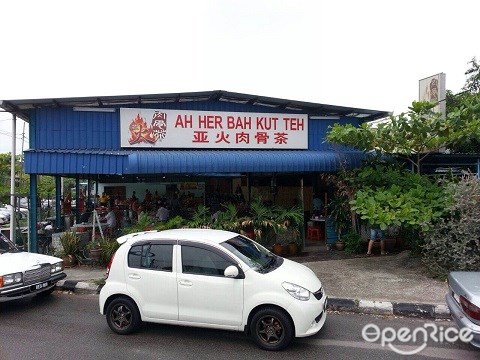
left=0, top=292, right=477, bottom=360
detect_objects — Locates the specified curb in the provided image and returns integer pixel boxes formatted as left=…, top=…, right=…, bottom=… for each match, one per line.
left=327, top=297, right=451, bottom=319
left=55, top=282, right=451, bottom=320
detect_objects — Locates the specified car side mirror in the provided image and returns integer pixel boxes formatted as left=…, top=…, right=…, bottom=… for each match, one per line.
left=224, top=265, right=244, bottom=279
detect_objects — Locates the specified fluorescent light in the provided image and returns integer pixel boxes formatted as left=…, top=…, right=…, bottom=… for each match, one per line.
left=310, top=116, right=340, bottom=120
left=73, top=107, right=116, bottom=113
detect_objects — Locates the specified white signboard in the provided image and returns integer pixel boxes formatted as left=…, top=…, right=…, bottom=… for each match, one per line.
left=419, top=73, right=446, bottom=117
left=120, top=108, right=308, bottom=149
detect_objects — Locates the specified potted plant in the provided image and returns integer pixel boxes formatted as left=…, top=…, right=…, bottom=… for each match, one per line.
left=59, top=230, right=79, bottom=267
left=211, top=203, right=241, bottom=232
left=342, top=231, right=362, bottom=253
left=334, top=239, right=345, bottom=251
left=87, top=240, right=102, bottom=261
left=274, top=205, right=304, bottom=256
left=240, top=198, right=278, bottom=246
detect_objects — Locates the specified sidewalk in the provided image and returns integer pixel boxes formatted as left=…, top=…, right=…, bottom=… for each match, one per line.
left=56, top=250, right=450, bottom=319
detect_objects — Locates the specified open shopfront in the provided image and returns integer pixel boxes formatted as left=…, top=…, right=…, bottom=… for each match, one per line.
left=0, top=90, right=389, bottom=252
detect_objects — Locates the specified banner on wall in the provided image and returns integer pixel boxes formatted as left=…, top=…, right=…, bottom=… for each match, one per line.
left=120, top=108, right=308, bottom=149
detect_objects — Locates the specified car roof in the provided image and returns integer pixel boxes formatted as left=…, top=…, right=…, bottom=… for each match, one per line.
left=117, top=228, right=239, bottom=246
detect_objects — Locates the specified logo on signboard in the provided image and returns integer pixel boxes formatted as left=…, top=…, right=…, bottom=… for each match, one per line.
left=128, top=111, right=167, bottom=145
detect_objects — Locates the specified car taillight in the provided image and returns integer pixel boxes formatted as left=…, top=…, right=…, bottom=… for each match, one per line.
left=460, top=295, right=480, bottom=321
left=105, top=251, right=116, bottom=279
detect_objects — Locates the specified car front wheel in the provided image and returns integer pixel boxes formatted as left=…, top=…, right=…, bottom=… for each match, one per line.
left=250, top=307, right=294, bottom=351
left=106, top=297, right=141, bottom=335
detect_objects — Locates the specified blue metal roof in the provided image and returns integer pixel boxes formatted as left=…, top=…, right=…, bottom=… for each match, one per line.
left=1, top=90, right=390, bottom=123
left=24, top=149, right=367, bottom=175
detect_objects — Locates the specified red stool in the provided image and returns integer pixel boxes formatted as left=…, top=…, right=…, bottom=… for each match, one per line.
left=307, top=226, right=321, bottom=240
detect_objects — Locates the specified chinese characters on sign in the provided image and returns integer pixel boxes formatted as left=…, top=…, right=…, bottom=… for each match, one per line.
left=120, top=108, right=308, bottom=149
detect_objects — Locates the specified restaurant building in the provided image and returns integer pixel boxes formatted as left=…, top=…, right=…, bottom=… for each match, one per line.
left=0, top=90, right=389, bottom=251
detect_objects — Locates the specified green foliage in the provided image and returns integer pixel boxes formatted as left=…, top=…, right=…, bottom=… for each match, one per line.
left=154, top=215, right=186, bottom=231
left=59, top=230, right=79, bottom=256
left=121, top=213, right=186, bottom=235
left=327, top=195, right=352, bottom=235
left=98, top=237, right=120, bottom=265
left=349, top=165, right=450, bottom=231
left=240, top=198, right=281, bottom=244
left=422, top=174, right=480, bottom=277
left=211, top=203, right=240, bottom=232
left=327, top=101, right=447, bottom=174
left=121, top=213, right=155, bottom=235
left=273, top=204, right=304, bottom=244
left=187, top=205, right=212, bottom=229
left=342, top=231, right=362, bottom=254
left=462, top=57, right=480, bottom=93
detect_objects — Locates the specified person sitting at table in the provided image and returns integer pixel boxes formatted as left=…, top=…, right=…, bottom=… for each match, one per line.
left=79, top=205, right=93, bottom=224
left=313, top=193, right=324, bottom=216
left=156, top=202, right=170, bottom=221
left=104, top=206, right=117, bottom=236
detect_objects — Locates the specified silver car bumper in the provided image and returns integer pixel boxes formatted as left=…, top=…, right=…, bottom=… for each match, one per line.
left=446, top=293, right=480, bottom=348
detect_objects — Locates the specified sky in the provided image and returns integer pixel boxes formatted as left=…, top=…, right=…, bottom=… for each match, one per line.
left=0, top=0, right=478, bottom=153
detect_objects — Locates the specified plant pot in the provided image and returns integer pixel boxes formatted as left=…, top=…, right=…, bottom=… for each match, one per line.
left=272, top=243, right=284, bottom=256
left=385, top=238, right=396, bottom=251
left=62, top=254, right=77, bottom=268
left=335, top=241, right=345, bottom=251
left=89, top=248, right=102, bottom=261
left=287, top=242, right=298, bottom=256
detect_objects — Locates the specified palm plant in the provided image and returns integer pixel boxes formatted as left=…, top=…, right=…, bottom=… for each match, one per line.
left=274, top=205, right=304, bottom=243
left=59, top=230, right=79, bottom=256
left=240, top=198, right=278, bottom=244
left=187, top=205, right=213, bottom=228
left=211, top=203, right=240, bottom=232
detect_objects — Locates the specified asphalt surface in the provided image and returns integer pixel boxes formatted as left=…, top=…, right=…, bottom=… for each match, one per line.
left=58, top=249, right=450, bottom=319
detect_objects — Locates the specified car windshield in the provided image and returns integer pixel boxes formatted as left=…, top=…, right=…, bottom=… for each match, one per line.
left=221, top=235, right=278, bottom=272
left=0, top=233, right=19, bottom=253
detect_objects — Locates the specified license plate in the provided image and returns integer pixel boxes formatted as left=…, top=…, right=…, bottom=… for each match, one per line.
left=35, top=282, right=48, bottom=290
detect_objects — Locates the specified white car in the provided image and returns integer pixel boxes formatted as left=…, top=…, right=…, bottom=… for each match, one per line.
left=99, top=229, right=327, bottom=351
left=0, top=233, right=66, bottom=301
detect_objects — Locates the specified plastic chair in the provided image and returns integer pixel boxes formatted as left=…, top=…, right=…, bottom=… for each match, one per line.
left=307, top=226, right=321, bottom=240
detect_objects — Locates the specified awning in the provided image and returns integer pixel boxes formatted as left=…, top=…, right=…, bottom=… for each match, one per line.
left=24, top=149, right=367, bottom=176
left=126, top=150, right=366, bottom=174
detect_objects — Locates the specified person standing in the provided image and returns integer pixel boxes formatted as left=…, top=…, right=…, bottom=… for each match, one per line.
left=366, top=226, right=386, bottom=255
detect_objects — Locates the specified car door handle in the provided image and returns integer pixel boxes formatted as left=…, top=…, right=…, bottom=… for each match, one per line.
left=179, top=280, right=193, bottom=287
left=128, top=274, right=141, bottom=280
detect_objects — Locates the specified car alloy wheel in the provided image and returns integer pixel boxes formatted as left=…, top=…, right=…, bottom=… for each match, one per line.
left=106, top=297, right=141, bottom=335
left=250, top=307, right=294, bottom=351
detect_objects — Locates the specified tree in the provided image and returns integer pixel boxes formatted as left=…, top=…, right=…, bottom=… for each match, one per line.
left=445, top=57, right=480, bottom=153
left=328, top=57, right=480, bottom=170
left=326, top=163, right=449, bottom=233
left=327, top=101, right=447, bottom=174
left=0, top=153, right=56, bottom=205
left=462, top=57, right=480, bottom=93
left=422, top=173, right=480, bottom=277
left=0, top=153, right=29, bottom=203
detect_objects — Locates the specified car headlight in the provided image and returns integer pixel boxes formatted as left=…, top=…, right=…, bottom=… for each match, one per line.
left=0, top=272, right=23, bottom=287
left=282, top=281, right=311, bottom=301
left=51, top=261, right=64, bottom=273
